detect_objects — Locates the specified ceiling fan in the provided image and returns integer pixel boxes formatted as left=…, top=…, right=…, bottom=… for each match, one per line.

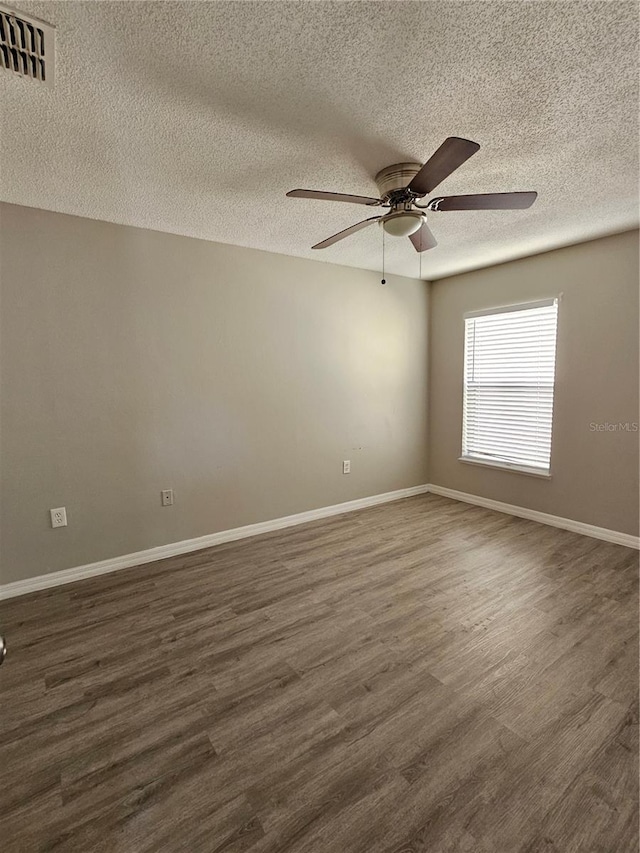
left=286, top=137, right=537, bottom=252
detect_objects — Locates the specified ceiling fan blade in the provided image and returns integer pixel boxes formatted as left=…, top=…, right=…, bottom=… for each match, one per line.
left=312, top=217, right=382, bottom=249
left=428, top=192, right=537, bottom=211
left=287, top=189, right=381, bottom=206
left=409, top=222, right=438, bottom=253
left=408, top=137, right=480, bottom=196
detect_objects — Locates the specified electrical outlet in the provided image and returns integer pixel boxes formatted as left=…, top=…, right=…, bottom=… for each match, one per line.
left=50, top=507, right=67, bottom=528
left=343, top=460, right=351, bottom=474
left=161, top=489, right=174, bottom=507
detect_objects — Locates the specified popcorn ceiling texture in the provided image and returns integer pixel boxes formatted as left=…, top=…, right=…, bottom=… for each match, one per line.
left=0, top=1, right=638, bottom=279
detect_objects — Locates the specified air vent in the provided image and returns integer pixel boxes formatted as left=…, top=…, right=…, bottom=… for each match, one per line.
left=0, top=4, right=54, bottom=87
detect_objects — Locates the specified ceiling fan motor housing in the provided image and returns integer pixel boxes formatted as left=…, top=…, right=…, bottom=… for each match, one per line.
left=375, top=163, right=422, bottom=201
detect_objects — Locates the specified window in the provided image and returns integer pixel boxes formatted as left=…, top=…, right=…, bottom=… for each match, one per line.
left=461, top=299, right=559, bottom=476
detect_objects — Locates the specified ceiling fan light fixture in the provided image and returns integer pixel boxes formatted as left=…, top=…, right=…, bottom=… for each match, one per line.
left=381, top=212, right=424, bottom=237
left=287, top=137, right=538, bottom=252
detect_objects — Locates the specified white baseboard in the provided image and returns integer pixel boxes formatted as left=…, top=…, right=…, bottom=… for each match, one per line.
left=427, top=484, right=640, bottom=550
left=0, top=484, right=430, bottom=600
left=2, top=481, right=637, bottom=601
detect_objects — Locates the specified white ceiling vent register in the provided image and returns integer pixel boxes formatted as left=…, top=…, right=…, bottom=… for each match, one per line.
left=0, top=4, right=54, bottom=86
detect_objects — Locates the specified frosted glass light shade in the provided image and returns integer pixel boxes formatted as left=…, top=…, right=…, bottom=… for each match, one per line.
left=382, top=213, right=423, bottom=237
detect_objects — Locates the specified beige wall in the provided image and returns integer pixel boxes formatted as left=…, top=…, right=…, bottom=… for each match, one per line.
left=429, top=230, right=640, bottom=536
left=2, top=204, right=637, bottom=587
left=0, top=203, right=429, bottom=584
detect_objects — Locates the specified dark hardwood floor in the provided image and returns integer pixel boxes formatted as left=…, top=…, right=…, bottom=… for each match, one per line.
left=0, top=493, right=637, bottom=852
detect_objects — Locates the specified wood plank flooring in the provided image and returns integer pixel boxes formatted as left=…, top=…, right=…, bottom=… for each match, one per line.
left=0, top=493, right=637, bottom=852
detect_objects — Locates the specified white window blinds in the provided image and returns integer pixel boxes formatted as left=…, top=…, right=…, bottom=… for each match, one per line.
left=462, top=299, right=559, bottom=475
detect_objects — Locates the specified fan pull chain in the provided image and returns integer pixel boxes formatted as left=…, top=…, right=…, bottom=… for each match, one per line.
left=381, top=227, right=386, bottom=285
left=419, top=237, right=422, bottom=280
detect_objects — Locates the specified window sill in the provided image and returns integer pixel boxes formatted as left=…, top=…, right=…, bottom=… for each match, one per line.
left=458, top=456, right=552, bottom=479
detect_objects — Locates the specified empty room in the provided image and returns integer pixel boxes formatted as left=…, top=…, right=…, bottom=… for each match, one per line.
left=0, top=1, right=638, bottom=851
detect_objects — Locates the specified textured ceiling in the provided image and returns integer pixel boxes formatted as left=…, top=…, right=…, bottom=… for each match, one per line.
left=1, top=1, right=638, bottom=279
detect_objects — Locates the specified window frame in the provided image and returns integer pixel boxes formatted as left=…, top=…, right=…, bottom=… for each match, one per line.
left=459, top=297, right=560, bottom=479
